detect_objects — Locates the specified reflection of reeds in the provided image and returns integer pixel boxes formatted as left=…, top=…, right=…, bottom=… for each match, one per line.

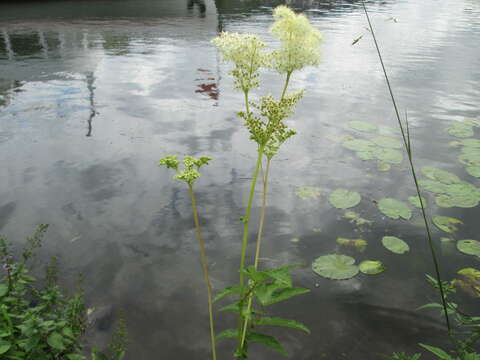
left=360, top=0, right=451, bottom=333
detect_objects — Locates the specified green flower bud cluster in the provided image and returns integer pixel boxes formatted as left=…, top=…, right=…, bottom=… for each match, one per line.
left=239, top=90, right=304, bottom=157
left=158, top=155, right=212, bottom=185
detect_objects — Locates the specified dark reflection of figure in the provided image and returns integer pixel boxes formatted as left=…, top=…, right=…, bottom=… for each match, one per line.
left=85, top=72, right=97, bottom=137
left=187, top=0, right=206, bottom=16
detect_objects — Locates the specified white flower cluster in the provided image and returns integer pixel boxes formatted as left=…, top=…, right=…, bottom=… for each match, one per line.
left=270, top=5, right=322, bottom=74
left=211, top=33, right=269, bottom=92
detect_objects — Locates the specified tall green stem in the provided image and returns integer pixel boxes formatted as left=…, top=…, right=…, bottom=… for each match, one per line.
left=188, top=184, right=217, bottom=360
left=281, top=71, right=292, bottom=100
left=361, top=0, right=451, bottom=334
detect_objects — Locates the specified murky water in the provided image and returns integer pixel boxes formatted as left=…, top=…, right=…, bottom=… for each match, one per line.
left=1, top=0, right=480, bottom=358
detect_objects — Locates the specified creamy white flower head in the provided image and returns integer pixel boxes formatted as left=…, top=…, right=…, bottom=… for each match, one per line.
left=211, top=32, right=269, bottom=92
left=270, top=6, right=322, bottom=74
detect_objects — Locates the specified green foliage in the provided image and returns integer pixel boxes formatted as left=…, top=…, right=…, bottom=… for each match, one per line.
left=359, top=260, right=385, bottom=275
left=432, top=216, right=463, bottom=233
left=0, top=226, right=127, bottom=360
left=159, top=155, right=212, bottom=186
left=389, top=352, right=422, bottom=360
left=456, top=240, right=480, bottom=258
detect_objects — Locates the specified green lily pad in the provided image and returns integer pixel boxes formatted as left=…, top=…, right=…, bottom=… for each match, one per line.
left=454, top=267, right=480, bottom=297
left=377, top=162, right=391, bottom=172
left=290, top=237, right=300, bottom=243
left=466, top=166, right=480, bottom=178
left=421, top=166, right=460, bottom=184
left=343, top=211, right=372, bottom=226
left=312, top=254, right=359, bottom=280
left=408, top=195, right=427, bottom=208
left=373, top=147, right=403, bottom=164
left=348, top=120, right=378, bottom=133
left=432, top=216, right=463, bottom=233
left=378, top=198, right=412, bottom=220
left=359, top=260, right=386, bottom=275
left=329, top=189, right=361, bottom=209
left=461, top=139, right=480, bottom=148
left=371, top=136, right=403, bottom=149
left=336, top=238, right=367, bottom=252
left=457, top=240, right=480, bottom=257
left=448, top=122, right=474, bottom=138
left=295, top=186, right=321, bottom=200
left=459, top=147, right=480, bottom=166
left=382, top=236, right=410, bottom=254
left=342, top=138, right=376, bottom=152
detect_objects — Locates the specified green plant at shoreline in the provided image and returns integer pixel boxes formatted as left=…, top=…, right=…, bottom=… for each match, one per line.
left=0, top=225, right=127, bottom=360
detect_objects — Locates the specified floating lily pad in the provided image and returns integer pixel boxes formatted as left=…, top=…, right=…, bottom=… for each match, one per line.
left=348, top=120, right=378, bottom=133
left=295, top=186, right=321, bottom=200
left=378, top=198, right=412, bottom=220
left=457, top=240, right=480, bottom=257
left=312, top=227, right=322, bottom=233
left=312, top=254, right=359, bottom=280
left=359, top=260, right=385, bottom=275
left=448, top=122, right=474, bottom=138
left=408, top=195, right=427, bottom=208
left=432, top=216, right=463, bottom=233
left=459, top=146, right=480, bottom=166
left=421, top=166, right=460, bottom=184
left=419, top=168, right=480, bottom=208
left=336, top=237, right=367, bottom=252
left=342, top=138, right=376, bottom=152
left=290, top=237, right=300, bottom=243
left=377, top=162, right=391, bottom=172
left=373, top=147, right=403, bottom=164
left=329, top=189, right=361, bottom=209
left=454, top=268, right=480, bottom=297
left=344, top=211, right=371, bottom=226
left=466, top=166, right=480, bottom=178
left=461, top=139, right=480, bottom=148
left=382, top=236, right=410, bottom=254
left=371, top=136, right=402, bottom=149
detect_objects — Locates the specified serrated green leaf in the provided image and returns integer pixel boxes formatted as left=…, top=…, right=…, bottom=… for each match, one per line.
left=255, top=317, right=310, bottom=333
left=255, top=283, right=283, bottom=306
left=248, top=332, right=287, bottom=356
left=0, top=340, right=11, bottom=355
left=47, top=332, right=65, bottom=351
left=213, top=286, right=242, bottom=303
left=419, top=344, right=453, bottom=360
left=0, top=284, right=7, bottom=297
left=263, top=287, right=310, bottom=306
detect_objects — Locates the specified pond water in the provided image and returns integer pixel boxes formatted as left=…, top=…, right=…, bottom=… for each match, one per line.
left=1, top=0, right=480, bottom=358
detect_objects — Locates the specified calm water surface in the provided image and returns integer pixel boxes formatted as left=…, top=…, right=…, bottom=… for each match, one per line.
left=1, top=0, right=480, bottom=358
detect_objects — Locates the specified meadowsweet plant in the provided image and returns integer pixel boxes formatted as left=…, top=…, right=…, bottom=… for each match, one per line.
left=158, top=155, right=217, bottom=360
left=210, top=6, right=321, bottom=358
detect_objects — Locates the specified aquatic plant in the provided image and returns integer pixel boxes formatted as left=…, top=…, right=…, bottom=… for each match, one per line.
left=312, top=254, right=359, bottom=280
left=158, top=155, right=217, bottom=360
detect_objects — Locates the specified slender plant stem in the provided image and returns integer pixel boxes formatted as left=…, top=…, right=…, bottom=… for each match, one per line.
left=188, top=184, right=217, bottom=360
left=281, top=71, right=292, bottom=100
left=239, top=71, right=292, bottom=353
left=360, top=0, right=451, bottom=333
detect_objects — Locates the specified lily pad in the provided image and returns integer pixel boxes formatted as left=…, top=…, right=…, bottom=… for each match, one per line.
left=359, top=260, right=385, bottom=275
left=373, top=147, right=403, bottom=164
left=295, top=186, right=321, bottom=200
left=342, top=138, right=376, bottom=152
left=371, top=136, right=403, bottom=149
left=408, top=195, right=427, bottom=208
left=459, top=146, right=480, bottom=166
left=312, top=254, right=359, bottom=280
left=348, top=120, right=378, bottom=133
left=457, top=240, right=480, bottom=257
left=336, top=237, right=367, bottom=252
left=448, top=122, right=474, bottom=138
left=466, top=166, right=480, bottom=178
left=461, top=139, right=480, bottom=148
left=329, top=189, right=361, bottom=209
left=378, top=198, right=412, bottom=220
left=344, top=211, right=372, bottom=226
left=454, top=268, right=480, bottom=297
left=421, top=166, right=460, bottom=185
left=432, top=216, right=463, bottom=233
left=382, top=236, right=410, bottom=254
left=377, top=162, right=391, bottom=172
